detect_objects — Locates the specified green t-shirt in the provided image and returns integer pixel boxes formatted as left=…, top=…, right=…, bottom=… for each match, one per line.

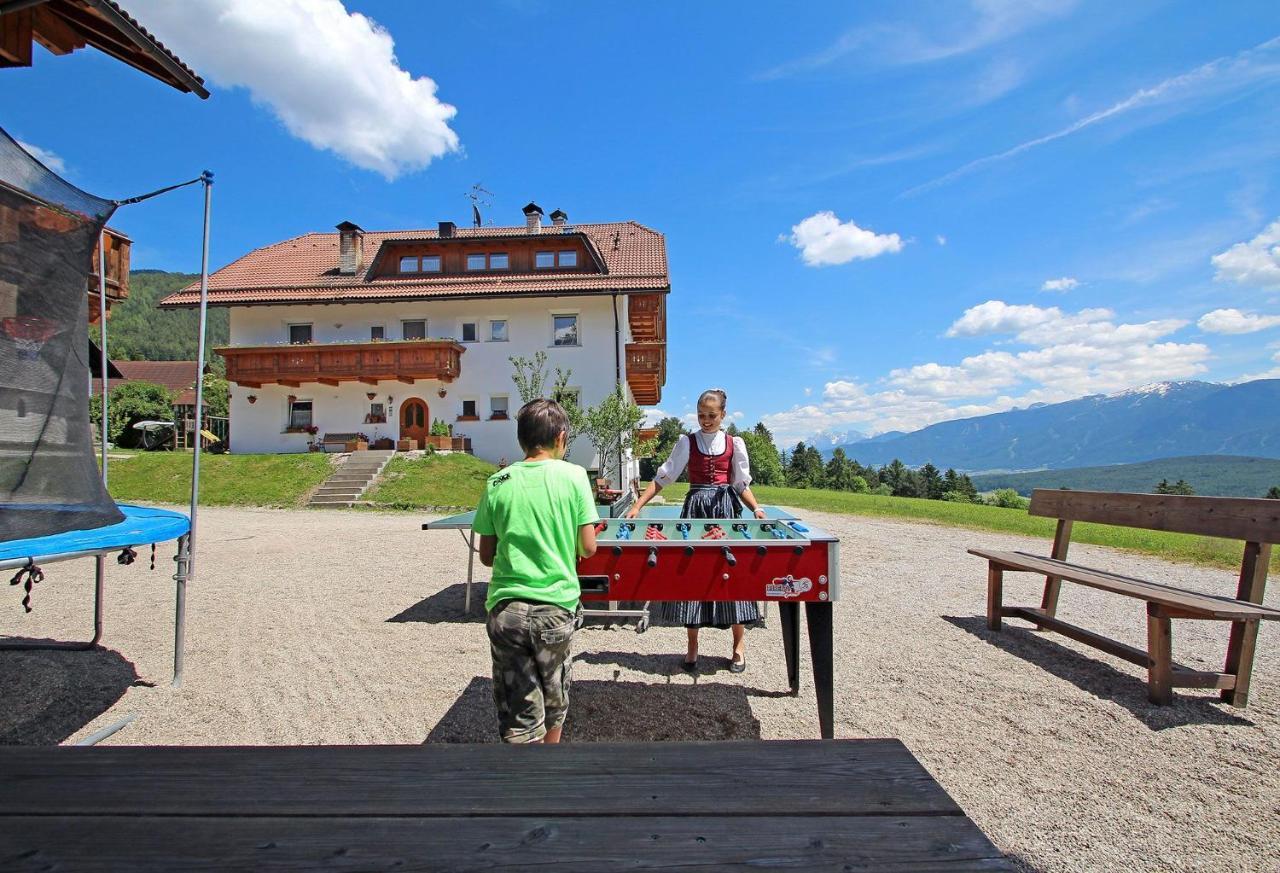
left=473, top=459, right=598, bottom=612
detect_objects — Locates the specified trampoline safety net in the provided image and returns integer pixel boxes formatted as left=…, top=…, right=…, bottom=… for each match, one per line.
left=0, top=127, right=124, bottom=542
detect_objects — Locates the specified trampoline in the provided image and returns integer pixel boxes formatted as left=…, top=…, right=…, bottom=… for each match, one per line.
left=0, top=127, right=215, bottom=691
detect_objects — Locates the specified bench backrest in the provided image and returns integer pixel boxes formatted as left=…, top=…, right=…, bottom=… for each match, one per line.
left=1029, top=489, right=1280, bottom=544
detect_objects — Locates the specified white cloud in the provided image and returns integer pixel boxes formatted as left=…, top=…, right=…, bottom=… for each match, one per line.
left=16, top=140, right=65, bottom=174
left=763, top=299, right=1209, bottom=442
left=131, top=0, right=459, bottom=179
left=1197, top=308, right=1280, bottom=334
left=757, top=0, right=1075, bottom=79
left=936, top=235, right=948, bottom=246
left=786, top=211, right=903, bottom=267
left=1211, top=219, right=1280, bottom=289
left=907, top=35, right=1280, bottom=196
left=641, top=408, right=670, bottom=427
left=1040, top=276, right=1078, bottom=292
left=1236, top=351, right=1280, bottom=382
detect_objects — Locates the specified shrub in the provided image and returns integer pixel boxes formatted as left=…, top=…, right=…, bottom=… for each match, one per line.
left=941, top=490, right=977, bottom=503
left=986, top=488, right=1029, bottom=510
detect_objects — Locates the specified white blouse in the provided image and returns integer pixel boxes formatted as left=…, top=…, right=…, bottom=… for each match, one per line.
left=653, top=430, right=752, bottom=493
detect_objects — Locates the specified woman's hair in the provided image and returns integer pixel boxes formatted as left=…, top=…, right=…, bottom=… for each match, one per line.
left=516, top=398, right=568, bottom=452
left=697, top=388, right=727, bottom=411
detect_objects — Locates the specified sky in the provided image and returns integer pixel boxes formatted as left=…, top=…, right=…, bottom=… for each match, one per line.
left=3, top=0, right=1279, bottom=446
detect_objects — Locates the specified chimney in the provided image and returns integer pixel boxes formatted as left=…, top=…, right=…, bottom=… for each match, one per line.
left=522, top=201, right=544, bottom=234
left=549, top=208, right=568, bottom=228
left=336, top=221, right=364, bottom=275
left=438, top=220, right=456, bottom=238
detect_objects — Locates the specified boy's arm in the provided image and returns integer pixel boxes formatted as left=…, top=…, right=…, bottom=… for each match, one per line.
left=575, top=466, right=599, bottom=558
left=478, top=535, right=498, bottom=567
left=578, top=523, right=597, bottom=559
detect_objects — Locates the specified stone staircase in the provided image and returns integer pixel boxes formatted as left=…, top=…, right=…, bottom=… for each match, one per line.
left=308, top=450, right=396, bottom=508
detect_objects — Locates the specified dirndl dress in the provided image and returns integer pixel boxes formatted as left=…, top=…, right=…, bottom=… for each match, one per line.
left=655, top=434, right=762, bottom=629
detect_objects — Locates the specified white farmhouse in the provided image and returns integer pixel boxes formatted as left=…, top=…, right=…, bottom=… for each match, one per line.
left=159, top=204, right=668, bottom=478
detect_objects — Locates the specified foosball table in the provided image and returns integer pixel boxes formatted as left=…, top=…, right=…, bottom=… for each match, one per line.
left=423, top=506, right=839, bottom=738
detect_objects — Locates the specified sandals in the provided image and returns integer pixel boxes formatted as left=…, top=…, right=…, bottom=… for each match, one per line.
left=729, top=653, right=746, bottom=674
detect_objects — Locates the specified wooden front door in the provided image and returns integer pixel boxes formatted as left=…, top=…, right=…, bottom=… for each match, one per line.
left=400, top=398, right=429, bottom=445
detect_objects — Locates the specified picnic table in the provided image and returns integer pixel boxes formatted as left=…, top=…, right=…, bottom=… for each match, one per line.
left=0, top=740, right=1013, bottom=871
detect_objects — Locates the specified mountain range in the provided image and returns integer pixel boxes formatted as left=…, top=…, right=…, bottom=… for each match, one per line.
left=831, top=380, right=1280, bottom=472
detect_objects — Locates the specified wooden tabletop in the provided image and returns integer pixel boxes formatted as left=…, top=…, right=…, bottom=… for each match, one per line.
left=0, top=740, right=1013, bottom=871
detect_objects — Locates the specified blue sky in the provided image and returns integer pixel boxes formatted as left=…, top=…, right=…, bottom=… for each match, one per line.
left=4, top=0, right=1279, bottom=445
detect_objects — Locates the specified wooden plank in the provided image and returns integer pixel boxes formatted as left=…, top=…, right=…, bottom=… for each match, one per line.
left=31, top=5, right=83, bottom=55
left=0, top=740, right=962, bottom=818
left=1170, top=669, right=1235, bottom=691
left=1004, top=606, right=1152, bottom=667
left=0, top=815, right=1015, bottom=872
left=1039, top=518, right=1072, bottom=616
left=968, top=550, right=1280, bottom=620
left=0, top=9, right=34, bottom=67
left=986, top=563, right=1003, bottom=631
left=1224, top=542, right=1266, bottom=707
left=1027, top=489, right=1280, bottom=543
left=1146, top=603, right=1172, bottom=704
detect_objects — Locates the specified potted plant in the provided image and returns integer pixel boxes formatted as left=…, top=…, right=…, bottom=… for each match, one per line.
left=396, top=437, right=419, bottom=452
left=304, top=424, right=321, bottom=451
left=427, top=418, right=453, bottom=450
left=345, top=432, right=370, bottom=452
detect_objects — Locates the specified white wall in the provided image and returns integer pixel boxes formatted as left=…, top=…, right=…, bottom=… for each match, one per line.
left=226, top=295, right=640, bottom=478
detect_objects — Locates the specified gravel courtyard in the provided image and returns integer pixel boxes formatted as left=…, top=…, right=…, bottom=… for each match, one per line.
left=2, top=504, right=1276, bottom=873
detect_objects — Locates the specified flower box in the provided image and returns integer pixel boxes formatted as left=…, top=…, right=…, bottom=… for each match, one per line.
left=372, top=437, right=394, bottom=450
left=489, top=412, right=509, bottom=421
left=345, top=439, right=369, bottom=452
left=456, top=415, right=480, bottom=422
left=426, top=435, right=453, bottom=450
left=397, top=438, right=418, bottom=452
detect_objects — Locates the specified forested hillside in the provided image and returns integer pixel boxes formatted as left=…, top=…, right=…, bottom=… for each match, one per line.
left=105, top=270, right=229, bottom=361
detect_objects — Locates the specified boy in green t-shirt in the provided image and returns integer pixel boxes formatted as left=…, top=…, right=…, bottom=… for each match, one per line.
left=473, top=398, right=598, bottom=743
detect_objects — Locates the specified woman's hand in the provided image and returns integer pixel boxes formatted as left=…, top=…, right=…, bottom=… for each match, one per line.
left=626, top=505, right=641, bottom=519
left=753, top=508, right=767, bottom=520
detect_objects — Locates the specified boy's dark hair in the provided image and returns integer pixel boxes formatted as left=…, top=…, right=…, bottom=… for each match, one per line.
left=516, top=398, right=569, bottom=453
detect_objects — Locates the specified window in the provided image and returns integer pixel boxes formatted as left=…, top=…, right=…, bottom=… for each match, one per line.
left=403, top=320, right=426, bottom=340
left=558, top=250, right=577, bottom=268
left=489, top=253, right=509, bottom=270
left=461, top=321, right=478, bottom=342
left=288, top=323, right=313, bottom=345
left=398, top=256, right=418, bottom=273
left=535, top=251, right=555, bottom=269
left=370, top=325, right=385, bottom=341
left=490, top=395, right=509, bottom=419
left=367, top=402, right=386, bottom=424
left=489, top=319, right=508, bottom=342
left=553, top=314, right=579, bottom=346
left=288, top=400, right=313, bottom=430
left=461, top=399, right=478, bottom=419
left=421, top=255, right=441, bottom=272
left=466, top=253, right=487, bottom=271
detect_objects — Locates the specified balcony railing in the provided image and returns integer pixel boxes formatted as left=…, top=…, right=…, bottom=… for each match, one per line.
left=217, top=339, right=464, bottom=388
left=625, top=342, right=665, bottom=406
left=628, top=293, right=665, bottom=343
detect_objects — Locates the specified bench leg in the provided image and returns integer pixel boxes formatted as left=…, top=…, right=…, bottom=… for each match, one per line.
left=986, top=564, right=1004, bottom=631
left=1221, top=618, right=1260, bottom=707
left=1039, top=576, right=1062, bottom=618
left=1146, top=603, right=1172, bottom=705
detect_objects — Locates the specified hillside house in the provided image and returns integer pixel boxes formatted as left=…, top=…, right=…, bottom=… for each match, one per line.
left=158, top=204, right=669, bottom=477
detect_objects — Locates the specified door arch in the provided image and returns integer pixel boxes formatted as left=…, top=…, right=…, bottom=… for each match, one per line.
left=400, top=397, right=429, bottom=446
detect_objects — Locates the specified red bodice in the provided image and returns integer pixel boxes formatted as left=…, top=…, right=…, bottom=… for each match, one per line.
left=687, top=432, right=734, bottom=486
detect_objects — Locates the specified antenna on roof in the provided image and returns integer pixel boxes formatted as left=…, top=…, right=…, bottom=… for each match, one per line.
left=465, top=183, right=493, bottom=227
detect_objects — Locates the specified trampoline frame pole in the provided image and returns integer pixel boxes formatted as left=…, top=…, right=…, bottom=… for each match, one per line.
left=98, top=231, right=109, bottom=485
left=175, top=171, right=213, bottom=688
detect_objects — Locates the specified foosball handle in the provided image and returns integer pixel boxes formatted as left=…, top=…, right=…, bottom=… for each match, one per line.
left=722, top=547, right=736, bottom=566
left=647, top=547, right=658, bottom=567
left=685, top=545, right=695, bottom=556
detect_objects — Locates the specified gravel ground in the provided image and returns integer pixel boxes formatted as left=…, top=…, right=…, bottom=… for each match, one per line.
left=2, top=504, right=1277, bottom=872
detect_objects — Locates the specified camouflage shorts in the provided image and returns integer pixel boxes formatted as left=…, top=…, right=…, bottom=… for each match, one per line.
left=486, top=599, right=581, bottom=743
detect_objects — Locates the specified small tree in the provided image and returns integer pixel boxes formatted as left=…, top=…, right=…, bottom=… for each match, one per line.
left=640, top=416, right=688, bottom=481
left=89, top=381, right=175, bottom=446
left=986, top=488, right=1029, bottom=509
left=202, top=375, right=229, bottom=418
left=741, top=426, right=784, bottom=487
left=509, top=351, right=550, bottom=404
left=1267, top=485, right=1280, bottom=499
left=582, top=387, right=653, bottom=487
left=1155, top=478, right=1195, bottom=496
left=550, top=368, right=585, bottom=456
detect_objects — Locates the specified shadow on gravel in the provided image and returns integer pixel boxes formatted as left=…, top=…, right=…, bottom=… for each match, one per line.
left=0, top=646, right=140, bottom=744
left=388, top=582, right=484, bottom=625
left=944, top=615, right=1254, bottom=730
left=425, top=675, right=763, bottom=743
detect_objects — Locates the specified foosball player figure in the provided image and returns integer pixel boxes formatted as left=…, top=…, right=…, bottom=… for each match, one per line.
left=626, top=387, right=768, bottom=674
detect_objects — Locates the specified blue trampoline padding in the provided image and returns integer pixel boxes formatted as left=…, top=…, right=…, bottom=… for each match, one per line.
left=0, top=504, right=190, bottom=562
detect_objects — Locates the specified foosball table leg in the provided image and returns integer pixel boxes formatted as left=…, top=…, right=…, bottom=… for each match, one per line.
left=805, top=602, right=835, bottom=740
left=779, top=601, right=800, bottom=694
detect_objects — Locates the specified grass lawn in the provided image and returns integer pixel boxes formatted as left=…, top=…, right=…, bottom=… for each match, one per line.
left=660, top=482, right=1277, bottom=572
left=105, top=450, right=332, bottom=508
left=364, top=453, right=496, bottom=510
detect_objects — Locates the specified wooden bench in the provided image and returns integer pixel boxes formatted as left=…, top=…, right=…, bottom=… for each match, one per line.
left=321, top=431, right=358, bottom=452
left=969, top=489, right=1280, bottom=707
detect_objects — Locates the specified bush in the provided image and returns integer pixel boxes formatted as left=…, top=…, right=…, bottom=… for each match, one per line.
left=872, top=483, right=893, bottom=496
left=941, top=490, right=977, bottom=503
left=89, top=381, right=174, bottom=446
left=985, top=488, right=1029, bottom=510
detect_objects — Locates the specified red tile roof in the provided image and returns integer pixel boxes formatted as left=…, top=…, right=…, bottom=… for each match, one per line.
left=92, top=360, right=199, bottom=405
left=160, top=221, right=669, bottom=308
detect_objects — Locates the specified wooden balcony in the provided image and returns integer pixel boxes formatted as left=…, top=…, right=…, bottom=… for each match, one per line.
left=218, top=339, right=465, bottom=388
left=625, top=342, right=666, bottom=406
left=88, top=228, right=130, bottom=323
left=628, top=293, right=665, bottom=343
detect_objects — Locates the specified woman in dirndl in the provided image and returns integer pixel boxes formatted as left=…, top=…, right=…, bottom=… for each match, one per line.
left=628, top=388, right=768, bottom=673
